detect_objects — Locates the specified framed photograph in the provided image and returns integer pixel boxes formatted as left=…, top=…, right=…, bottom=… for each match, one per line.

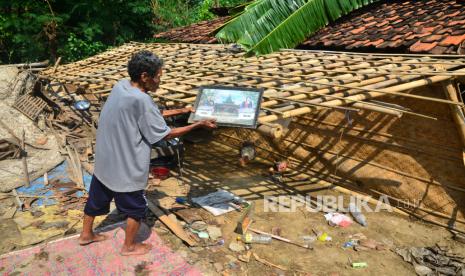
left=188, top=86, right=264, bottom=128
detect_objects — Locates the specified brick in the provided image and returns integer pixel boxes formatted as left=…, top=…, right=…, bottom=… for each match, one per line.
left=409, top=41, right=438, bottom=52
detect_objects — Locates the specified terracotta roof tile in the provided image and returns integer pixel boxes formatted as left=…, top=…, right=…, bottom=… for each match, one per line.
left=154, top=0, right=465, bottom=55
left=410, top=41, right=438, bottom=52
left=430, top=45, right=449, bottom=54
left=351, top=26, right=366, bottom=34
left=439, top=34, right=465, bottom=46
left=421, top=34, right=445, bottom=43
left=153, top=16, right=230, bottom=44
left=302, top=0, right=465, bottom=54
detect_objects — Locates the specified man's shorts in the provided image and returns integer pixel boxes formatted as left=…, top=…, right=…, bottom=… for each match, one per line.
left=84, top=175, right=147, bottom=220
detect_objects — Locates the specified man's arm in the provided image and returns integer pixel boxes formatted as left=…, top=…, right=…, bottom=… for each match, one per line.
left=162, top=107, right=193, bottom=118
left=164, top=119, right=216, bottom=139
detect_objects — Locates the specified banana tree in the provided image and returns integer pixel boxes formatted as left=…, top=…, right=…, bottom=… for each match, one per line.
left=215, top=0, right=380, bottom=55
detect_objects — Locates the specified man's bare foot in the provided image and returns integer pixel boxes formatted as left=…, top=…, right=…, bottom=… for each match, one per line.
left=78, top=233, right=108, bottom=246
left=120, top=243, right=152, bottom=256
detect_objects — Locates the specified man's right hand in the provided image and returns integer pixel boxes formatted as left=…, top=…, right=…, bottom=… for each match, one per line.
left=198, top=119, right=217, bottom=129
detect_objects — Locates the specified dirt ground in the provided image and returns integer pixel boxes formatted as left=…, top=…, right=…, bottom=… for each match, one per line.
left=1, top=139, right=465, bottom=275
left=148, top=141, right=464, bottom=276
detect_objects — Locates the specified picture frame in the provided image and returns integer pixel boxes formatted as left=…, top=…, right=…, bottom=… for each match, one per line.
left=188, top=86, right=264, bottom=129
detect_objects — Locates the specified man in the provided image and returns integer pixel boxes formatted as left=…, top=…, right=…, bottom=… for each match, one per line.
left=78, top=50, right=216, bottom=255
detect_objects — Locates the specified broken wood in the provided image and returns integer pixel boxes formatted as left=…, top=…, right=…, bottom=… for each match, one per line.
left=253, top=253, right=287, bottom=271
left=235, top=202, right=254, bottom=235
left=11, top=189, right=24, bottom=210
left=65, top=145, right=84, bottom=189
left=21, top=130, right=30, bottom=187
left=146, top=198, right=198, bottom=246
left=440, top=77, right=465, bottom=166
left=248, top=228, right=311, bottom=249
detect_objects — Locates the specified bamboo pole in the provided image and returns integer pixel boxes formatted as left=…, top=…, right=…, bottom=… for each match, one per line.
left=200, top=57, right=463, bottom=77
left=164, top=69, right=439, bottom=119
left=180, top=67, right=463, bottom=107
left=439, top=76, right=465, bottom=166
left=259, top=73, right=460, bottom=123
left=283, top=48, right=465, bottom=59
left=280, top=50, right=465, bottom=66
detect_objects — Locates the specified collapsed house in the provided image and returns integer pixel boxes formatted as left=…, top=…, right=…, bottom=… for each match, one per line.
left=151, top=0, right=465, bottom=233
left=32, top=40, right=465, bottom=235
left=0, top=0, right=464, bottom=273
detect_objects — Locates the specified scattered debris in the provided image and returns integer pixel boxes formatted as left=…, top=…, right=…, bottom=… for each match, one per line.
left=271, top=226, right=282, bottom=236
left=240, top=232, right=272, bottom=244
left=355, top=239, right=387, bottom=251
left=235, top=201, right=254, bottom=234
left=0, top=139, right=21, bottom=160
left=146, top=198, right=198, bottom=246
left=453, top=233, right=465, bottom=244
left=39, top=220, right=69, bottom=230
left=396, top=244, right=465, bottom=275
left=348, top=202, right=367, bottom=227
left=253, top=253, right=287, bottom=271
left=238, top=251, right=252, bottom=263
left=134, top=261, right=152, bottom=275
left=2, top=207, right=17, bottom=219
left=196, top=231, right=209, bottom=239
left=324, top=212, right=353, bottom=227
left=213, top=262, right=224, bottom=272
left=351, top=262, right=368, bottom=269
left=31, top=210, right=44, bottom=217
left=228, top=241, right=246, bottom=252
left=249, top=228, right=311, bottom=249
left=206, top=225, right=222, bottom=240
left=239, top=142, right=256, bottom=166
left=315, top=231, right=332, bottom=242
left=191, top=189, right=248, bottom=216
left=34, top=248, right=49, bottom=261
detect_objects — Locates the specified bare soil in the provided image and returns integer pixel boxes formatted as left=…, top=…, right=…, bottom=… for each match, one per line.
left=1, top=140, right=464, bottom=275
left=148, top=141, right=465, bottom=275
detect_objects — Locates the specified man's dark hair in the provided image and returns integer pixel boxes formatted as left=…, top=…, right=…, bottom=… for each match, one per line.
left=127, top=50, right=164, bottom=82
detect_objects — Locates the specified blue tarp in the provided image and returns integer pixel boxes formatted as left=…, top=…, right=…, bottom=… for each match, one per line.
left=16, top=160, right=92, bottom=206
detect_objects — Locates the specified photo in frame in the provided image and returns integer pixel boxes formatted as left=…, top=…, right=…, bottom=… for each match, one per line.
left=188, top=86, right=264, bottom=128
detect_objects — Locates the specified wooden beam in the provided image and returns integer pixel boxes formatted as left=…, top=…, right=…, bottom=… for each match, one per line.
left=146, top=198, right=198, bottom=246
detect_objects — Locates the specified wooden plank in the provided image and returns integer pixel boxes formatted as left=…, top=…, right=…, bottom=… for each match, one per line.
left=146, top=198, right=198, bottom=246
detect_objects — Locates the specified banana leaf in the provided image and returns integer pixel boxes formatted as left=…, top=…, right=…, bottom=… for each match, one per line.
left=215, top=0, right=381, bottom=55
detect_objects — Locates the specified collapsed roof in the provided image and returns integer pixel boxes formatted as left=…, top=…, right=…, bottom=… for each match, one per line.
left=40, top=42, right=465, bottom=138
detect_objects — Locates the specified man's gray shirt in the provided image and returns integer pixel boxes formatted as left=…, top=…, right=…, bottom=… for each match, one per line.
left=94, top=79, right=171, bottom=192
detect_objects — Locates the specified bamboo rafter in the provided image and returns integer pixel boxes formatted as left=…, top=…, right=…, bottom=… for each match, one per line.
left=40, top=42, right=465, bottom=127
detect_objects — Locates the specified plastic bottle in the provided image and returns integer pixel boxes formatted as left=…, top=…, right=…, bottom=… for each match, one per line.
left=239, top=233, right=272, bottom=244
left=348, top=202, right=367, bottom=227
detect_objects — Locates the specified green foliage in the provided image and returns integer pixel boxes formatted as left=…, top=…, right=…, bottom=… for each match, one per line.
left=59, top=33, right=107, bottom=62
left=216, top=0, right=380, bottom=55
left=0, top=0, right=251, bottom=64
